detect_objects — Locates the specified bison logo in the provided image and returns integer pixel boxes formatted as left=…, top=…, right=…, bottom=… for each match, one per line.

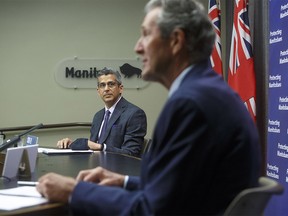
left=120, top=63, right=142, bottom=78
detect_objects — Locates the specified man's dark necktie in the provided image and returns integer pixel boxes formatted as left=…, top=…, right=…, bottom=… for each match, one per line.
left=99, top=110, right=110, bottom=144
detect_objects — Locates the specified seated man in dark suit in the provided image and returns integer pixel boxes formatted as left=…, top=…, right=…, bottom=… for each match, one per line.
left=57, top=68, right=147, bottom=157
left=37, top=0, right=261, bottom=215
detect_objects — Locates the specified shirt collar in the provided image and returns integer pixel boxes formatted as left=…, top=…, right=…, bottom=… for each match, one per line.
left=168, top=65, right=193, bottom=98
left=105, top=96, right=122, bottom=114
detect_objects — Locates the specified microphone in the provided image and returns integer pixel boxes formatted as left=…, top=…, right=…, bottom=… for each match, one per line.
left=0, top=123, right=43, bottom=152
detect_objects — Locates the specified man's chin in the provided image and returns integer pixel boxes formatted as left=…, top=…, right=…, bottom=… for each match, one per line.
left=141, top=71, right=155, bottom=82
left=141, top=70, right=150, bottom=81
left=104, top=97, right=113, bottom=102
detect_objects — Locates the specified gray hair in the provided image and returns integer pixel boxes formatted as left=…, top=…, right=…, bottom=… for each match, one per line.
left=145, top=0, right=215, bottom=63
left=96, top=67, right=122, bottom=85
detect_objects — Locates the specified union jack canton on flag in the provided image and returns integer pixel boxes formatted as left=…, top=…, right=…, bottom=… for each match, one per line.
left=208, top=0, right=223, bottom=76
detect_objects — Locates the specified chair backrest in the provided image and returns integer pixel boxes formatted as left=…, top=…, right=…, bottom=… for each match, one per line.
left=140, top=138, right=152, bottom=157
left=223, top=177, right=284, bottom=216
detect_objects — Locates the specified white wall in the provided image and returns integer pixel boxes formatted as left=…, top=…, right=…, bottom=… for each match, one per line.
left=0, top=0, right=168, bottom=146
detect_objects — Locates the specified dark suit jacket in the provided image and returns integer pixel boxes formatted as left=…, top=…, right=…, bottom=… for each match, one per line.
left=70, top=97, right=147, bottom=157
left=70, top=60, right=261, bottom=215
left=90, top=97, right=147, bottom=157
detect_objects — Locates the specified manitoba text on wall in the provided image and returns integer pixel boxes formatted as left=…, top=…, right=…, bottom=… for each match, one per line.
left=55, top=57, right=149, bottom=89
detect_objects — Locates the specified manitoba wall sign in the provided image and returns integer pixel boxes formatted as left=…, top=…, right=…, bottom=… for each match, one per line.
left=55, top=57, right=149, bottom=89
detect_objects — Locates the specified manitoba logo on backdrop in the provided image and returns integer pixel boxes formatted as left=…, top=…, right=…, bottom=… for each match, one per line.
left=55, top=57, right=149, bottom=89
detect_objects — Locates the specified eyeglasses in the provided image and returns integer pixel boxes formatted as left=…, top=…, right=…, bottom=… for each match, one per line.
left=98, top=81, right=119, bottom=89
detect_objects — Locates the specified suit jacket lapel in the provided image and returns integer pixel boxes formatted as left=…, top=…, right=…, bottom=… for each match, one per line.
left=101, top=98, right=127, bottom=142
left=94, top=109, right=105, bottom=139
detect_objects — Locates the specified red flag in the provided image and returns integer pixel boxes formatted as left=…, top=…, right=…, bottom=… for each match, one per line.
left=228, top=0, right=256, bottom=121
left=208, top=0, right=223, bottom=75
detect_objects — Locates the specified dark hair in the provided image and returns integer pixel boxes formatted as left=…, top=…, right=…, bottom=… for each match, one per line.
left=96, top=67, right=122, bottom=85
left=145, top=0, right=216, bottom=63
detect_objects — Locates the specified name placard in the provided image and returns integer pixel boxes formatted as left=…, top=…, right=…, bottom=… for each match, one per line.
left=55, top=57, right=149, bottom=89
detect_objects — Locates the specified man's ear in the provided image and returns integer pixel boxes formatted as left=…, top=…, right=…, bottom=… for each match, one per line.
left=170, top=29, right=185, bottom=55
left=97, top=88, right=101, bottom=96
left=119, top=84, right=124, bottom=94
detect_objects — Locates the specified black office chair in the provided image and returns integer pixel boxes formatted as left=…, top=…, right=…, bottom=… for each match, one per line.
left=140, top=138, right=152, bottom=157
left=223, top=176, right=284, bottom=216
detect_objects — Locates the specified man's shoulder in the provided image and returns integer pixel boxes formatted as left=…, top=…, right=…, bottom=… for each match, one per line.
left=93, top=108, right=105, bottom=118
left=119, top=97, right=144, bottom=112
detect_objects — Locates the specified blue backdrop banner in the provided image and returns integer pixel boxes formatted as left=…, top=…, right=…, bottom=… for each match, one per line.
left=266, top=0, right=288, bottom=215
